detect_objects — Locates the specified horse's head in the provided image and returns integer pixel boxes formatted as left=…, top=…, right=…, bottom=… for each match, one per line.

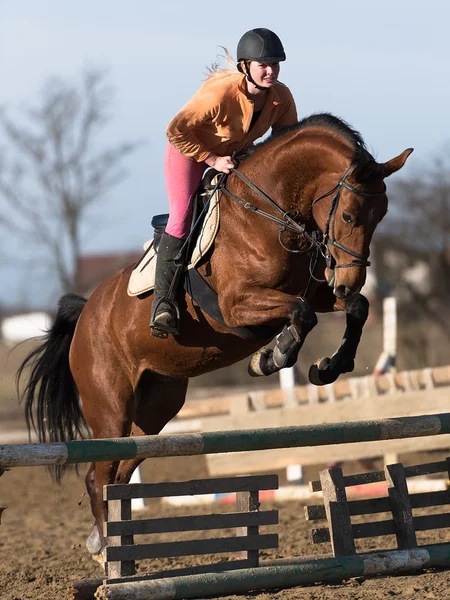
left=312, top=148, right=413, bottom=299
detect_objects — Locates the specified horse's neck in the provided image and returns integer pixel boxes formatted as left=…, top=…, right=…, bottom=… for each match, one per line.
left=219, top=129, right=351, bottom=232
left=231, top=146, right=328, bottom=220
left=214, top=151, right=316, bottom=257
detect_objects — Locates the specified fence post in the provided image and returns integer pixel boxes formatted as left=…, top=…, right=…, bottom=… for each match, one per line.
left=373, top=296, right=397, bottom=375
left=236, top=490, right=260, bottom=567
left=280, top=366, right=303, bottom=484
left=106, top=497, right=135, bottom=578
left=385, top=463, right=417, bottom=549
left=319, top=467, right=355, bottom=557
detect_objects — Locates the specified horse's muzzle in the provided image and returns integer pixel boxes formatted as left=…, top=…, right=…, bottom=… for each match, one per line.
left=334, top=283, right=359, bottom=299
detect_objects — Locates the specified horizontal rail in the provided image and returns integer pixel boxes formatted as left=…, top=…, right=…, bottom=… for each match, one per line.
left=312, top=512, right=450, bottom=543
left=105, top=510, right=278, bottom=536
left=306, top=489, right=450, bottom=521
left=104, top=475, right=278, bottom=500
left=2, top=412, right=450, bottom=467
left=106, top=558, right=257, bottom=583
left=100, top=543, right=450, bottom=599
left=105, top=534, right=278, bottom=562
left=312, top=519, right=395, bottom=543
left=309, top=459, right=450, bottom=492
left=414, top=512, right=450, bottom=532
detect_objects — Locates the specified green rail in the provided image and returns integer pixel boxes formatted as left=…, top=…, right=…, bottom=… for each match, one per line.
left=1, top=412, right=450, bottom=467
left=101, top=544, right=450, bottom=599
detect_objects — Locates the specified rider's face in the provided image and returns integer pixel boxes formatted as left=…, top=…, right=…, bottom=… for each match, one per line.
left=248, top=61, right=280, bottom=88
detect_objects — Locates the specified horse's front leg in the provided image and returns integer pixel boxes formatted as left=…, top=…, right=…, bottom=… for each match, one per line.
left=219, top=287, right=318, bottom=377
left=248, top=298, right=318, bottom=377
left=309, top=291, right=369, bottom=386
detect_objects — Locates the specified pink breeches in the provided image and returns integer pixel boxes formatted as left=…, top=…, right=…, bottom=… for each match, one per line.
left=165, top=142, right=207, bottom=239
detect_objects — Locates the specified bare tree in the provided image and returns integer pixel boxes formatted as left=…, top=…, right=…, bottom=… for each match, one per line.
left=386, top=147, right=450, bottom=298
left=0, top=67, right=141, bottom=294
left=373, top=147, right=450, bottom=367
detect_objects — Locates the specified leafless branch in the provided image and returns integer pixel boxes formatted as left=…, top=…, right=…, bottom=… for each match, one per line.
left=0, top=67, right=142, bottom=294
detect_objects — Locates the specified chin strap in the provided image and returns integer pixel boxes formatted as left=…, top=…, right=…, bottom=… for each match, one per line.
left=240, top=62, right=269, bottom=92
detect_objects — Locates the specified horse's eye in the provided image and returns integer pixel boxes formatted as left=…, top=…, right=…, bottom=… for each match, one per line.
left=342, top=211, right=355, bottom=225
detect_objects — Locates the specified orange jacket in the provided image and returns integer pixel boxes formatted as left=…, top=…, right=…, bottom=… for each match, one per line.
left=166, top=71, right=298, bottom=162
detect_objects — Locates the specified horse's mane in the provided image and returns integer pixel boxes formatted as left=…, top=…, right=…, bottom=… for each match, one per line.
left=253, top=112, right=369, bottom=162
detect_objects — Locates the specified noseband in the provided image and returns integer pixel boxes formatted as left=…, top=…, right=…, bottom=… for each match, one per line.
left=221, top=164, right=386, bottom=271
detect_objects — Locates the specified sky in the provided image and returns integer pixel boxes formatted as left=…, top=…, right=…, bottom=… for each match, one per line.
left=1, top=0, right=450, bottom=307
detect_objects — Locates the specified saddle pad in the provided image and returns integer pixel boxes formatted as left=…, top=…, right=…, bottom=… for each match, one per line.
left=127, top=181, right=221, bottom=297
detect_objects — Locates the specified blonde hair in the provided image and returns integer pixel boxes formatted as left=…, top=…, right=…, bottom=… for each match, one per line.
left=206, top=47, right=239, bottom=79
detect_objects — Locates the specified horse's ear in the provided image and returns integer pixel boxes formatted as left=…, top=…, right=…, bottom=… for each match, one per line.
left=381, top=148, right=414, bottom=178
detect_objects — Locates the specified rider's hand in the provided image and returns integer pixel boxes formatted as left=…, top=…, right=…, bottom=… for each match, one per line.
left=205, top=154, right=236, bottom=174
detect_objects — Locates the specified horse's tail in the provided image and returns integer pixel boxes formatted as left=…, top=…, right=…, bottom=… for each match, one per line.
left=17, top=293, right=88, bottom=482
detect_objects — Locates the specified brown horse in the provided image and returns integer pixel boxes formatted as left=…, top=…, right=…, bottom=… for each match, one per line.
left=18, top=113, right=412, bottom=558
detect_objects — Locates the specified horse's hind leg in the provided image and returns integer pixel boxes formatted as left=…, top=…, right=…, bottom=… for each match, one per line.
left=114, top=372, right=188, bottom=485
left=80, top=376, right=135, bottom=558
left=309, top=288, right=369, bottom=385
left=84, top=372, right=188, bottom=561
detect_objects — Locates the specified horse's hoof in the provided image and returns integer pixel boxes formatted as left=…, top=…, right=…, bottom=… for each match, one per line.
left=91, top=551, right=106, bottom=569
left=248, top=348, right=275, bottom=377
left=86, top=524, right=103, bottom=555
left=149, top=326, right=169, bottom=339
left=308, top=357, right=339, bottom=386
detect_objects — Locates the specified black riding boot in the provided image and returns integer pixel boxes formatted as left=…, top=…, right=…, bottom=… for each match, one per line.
left=150, top=232, right=186, bottom=338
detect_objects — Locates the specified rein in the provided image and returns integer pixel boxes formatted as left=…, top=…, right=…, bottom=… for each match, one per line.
left=222, top=169, right=315, bottom=240
left=221, top=164, right=386, bottom=272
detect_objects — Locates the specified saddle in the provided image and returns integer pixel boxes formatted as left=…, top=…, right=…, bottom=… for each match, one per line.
left=128, top=170, right=221, bottom=297
left=128, top=170, right=275, bottom=341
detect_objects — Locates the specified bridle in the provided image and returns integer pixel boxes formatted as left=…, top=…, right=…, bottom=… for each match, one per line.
left=311, top=163, right=386, bottom=270
left=220, top=164, right=386, bottom=273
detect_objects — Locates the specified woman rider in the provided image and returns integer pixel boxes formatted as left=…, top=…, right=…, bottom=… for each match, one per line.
left=150, top=28, right=298, bottom=338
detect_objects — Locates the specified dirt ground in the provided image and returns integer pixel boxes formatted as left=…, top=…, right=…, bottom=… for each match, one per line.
left=2, top=343, right=450, bottom=600
left=1, top=452, right=450, bottom=600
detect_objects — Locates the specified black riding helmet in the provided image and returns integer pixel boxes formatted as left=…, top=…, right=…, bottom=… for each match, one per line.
left=237, top=28, right=286, bottom=64
left=237, top=29, right=286, bottom=91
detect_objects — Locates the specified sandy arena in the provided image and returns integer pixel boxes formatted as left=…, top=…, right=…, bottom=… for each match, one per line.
left=1, top=449, right=450, bottom=600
